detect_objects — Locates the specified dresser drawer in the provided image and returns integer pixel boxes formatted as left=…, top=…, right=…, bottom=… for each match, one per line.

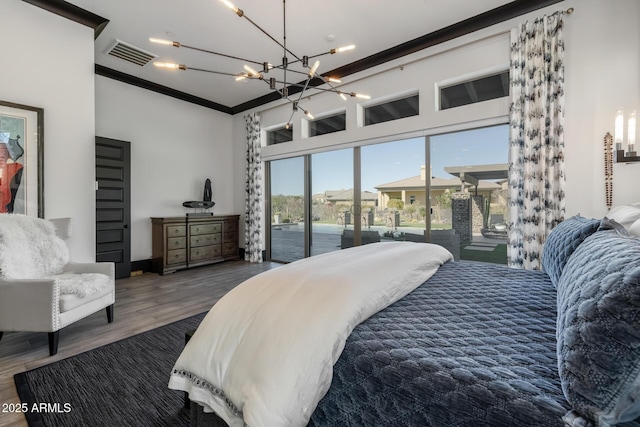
left=190, top=233, right=221, bottom=247
left=224, top=220, right=238, bottom=232
left=222, top=242, right=237, bottom=257
left=166, top=249, right=187, bottom=265
left=166, top=236, right=186, bottom=250
left=223, top=231, right=238, bottom=243
left=166, top=225, right=186, bottom=237
left=190, top=223, right=222, bottom=235
left=190, top=245, right=221, bottom=261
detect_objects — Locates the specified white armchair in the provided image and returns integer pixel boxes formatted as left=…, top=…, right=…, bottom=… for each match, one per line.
left=0, top=215, right=115, bottom=356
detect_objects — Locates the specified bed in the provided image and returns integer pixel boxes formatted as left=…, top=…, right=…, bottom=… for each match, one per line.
left=170, top=209, right=640, bottom=427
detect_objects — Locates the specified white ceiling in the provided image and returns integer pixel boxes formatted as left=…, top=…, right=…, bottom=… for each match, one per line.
left=67, top=0, right=517, bottom=109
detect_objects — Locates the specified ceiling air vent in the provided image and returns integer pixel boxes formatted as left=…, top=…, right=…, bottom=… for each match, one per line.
left=105, top=39, right=157, bottom=67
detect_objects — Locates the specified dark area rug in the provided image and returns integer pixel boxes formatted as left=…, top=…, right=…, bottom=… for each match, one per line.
left=14, top=312, right=207, bottom=427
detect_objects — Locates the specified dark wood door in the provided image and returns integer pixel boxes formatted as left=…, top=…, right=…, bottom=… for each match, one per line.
left=96, top=137, right=131, bottom=279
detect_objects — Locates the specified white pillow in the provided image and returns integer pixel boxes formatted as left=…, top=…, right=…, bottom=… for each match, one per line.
left=630, top=218, right=640, bottom=237
left=607, top=205, right=640, bottom=230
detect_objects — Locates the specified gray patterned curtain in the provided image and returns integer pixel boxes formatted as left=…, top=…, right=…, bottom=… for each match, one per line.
left=508, top=12, right=565, bottom=270
left=244, top=112, right=263, bottom=263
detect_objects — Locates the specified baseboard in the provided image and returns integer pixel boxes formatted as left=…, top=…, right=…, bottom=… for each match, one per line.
left=131, top=259, right=153, bottom=273
left=130, top=250, right=258, bottom=273
left=237, top=248, right=266, bottom=261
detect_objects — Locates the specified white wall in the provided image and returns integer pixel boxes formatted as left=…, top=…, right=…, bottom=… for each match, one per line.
left=563, top=0, right=640, bottom=217
left=1, top=0, right=96, bottom=261
left=95, top=77, right=234, bottom=262
left=232, top=0, right=640, bottom=241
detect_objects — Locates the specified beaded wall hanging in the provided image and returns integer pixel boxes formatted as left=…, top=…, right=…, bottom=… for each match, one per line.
left=604, top=132, right=614, bottom=209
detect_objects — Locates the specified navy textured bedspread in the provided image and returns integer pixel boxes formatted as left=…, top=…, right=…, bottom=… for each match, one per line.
left=309, top=261, right=569, bottom=427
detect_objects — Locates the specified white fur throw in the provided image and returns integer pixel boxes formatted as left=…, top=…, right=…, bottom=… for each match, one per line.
left=50, top=273, right=110, bottom=298
left=0, top=214, right=70, bottom=279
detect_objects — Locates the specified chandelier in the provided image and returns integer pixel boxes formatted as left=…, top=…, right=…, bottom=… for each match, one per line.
left=150, top=0, right=370, bottom=128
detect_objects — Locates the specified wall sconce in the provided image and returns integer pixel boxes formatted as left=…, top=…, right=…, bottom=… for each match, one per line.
left=612, top=109, right=640, bottom=163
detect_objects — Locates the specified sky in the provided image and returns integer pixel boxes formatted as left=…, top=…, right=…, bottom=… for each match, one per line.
left=270, top=124, right=509, bottom=195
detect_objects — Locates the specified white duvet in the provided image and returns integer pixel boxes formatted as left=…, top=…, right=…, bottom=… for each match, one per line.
left=168, top=241, right=452, bottom=427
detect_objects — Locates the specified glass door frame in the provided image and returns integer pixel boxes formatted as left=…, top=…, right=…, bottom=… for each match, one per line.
left=264, top=119, right=508, bottom=261
left=264, top=156, right=311, bottom=263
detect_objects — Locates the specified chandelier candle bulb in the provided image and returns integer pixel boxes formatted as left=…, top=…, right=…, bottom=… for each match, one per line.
left=149, top=38, right=173, bottom=46
left=154, top=62, right=184, bottom=70
left=243, top=64, right=261, bottom=78
left=309, top=61, right=320, bottom=76
left=615, top=109, right=624, bottom=150
left=332, top=45, right=356, bottom=54
left=220, top=0, right=242, bottom=16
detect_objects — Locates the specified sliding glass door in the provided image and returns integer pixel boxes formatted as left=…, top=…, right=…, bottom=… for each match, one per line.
left=269, top=156, right=305, bottom=262
left=266, top=125, right=508, bottom=265
left=361, top=138, right=426, bottom=245
left=310, top=149, right=353, bottom=256
left=428, top=125, right=508, bottom=264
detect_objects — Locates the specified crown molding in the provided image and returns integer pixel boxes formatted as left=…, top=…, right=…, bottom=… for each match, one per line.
left=95, top=65, right=234, bottom=114
left=22, top=0, right=109, bottom=39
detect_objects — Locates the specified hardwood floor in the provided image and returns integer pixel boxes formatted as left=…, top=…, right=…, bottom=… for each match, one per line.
left=0, top=260, right=281, bottom=427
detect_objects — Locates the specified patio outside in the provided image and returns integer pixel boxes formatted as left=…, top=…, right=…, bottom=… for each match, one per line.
left=271, top=179, right=508, bottom=264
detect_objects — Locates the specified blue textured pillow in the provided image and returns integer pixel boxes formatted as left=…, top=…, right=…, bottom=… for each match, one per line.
left=556, top=228, right=640, bottom=426
left=541, top=215, right=601, bottom=286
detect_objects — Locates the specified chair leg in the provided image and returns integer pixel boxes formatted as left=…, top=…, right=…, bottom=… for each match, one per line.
left=106, top=304, right=114, bottom=323
left=48, top=331, right=59, bottom=356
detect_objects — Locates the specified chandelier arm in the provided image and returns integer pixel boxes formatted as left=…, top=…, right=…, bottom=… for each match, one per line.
left=282, top=0, right=287, bottom=94
left=185, top=67, right=240, bottom=77
left=239, top=14, right=302, bottom=63
left=268, top=66, right=309, bottom=77
left=286, top=109, right=295, bottom=128
left=180, top=44, right=264, bottom=66
left=307, top=51, right=334, bottom=59
left=273, top=80, right=341, bottom=95
left=294, top=78, right=313, bottom=105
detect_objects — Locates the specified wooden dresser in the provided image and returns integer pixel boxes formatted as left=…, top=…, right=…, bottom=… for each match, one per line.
left=151, top=215, right=240, bottom=275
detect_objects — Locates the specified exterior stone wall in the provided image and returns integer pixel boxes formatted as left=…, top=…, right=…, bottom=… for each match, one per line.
left=451, top=193, right=472, bottom=243
left=452, top=193, right=486, bottom=242
left=385, top=211, right=401, bottom=229
left=471, top=195, right=486, bottom=234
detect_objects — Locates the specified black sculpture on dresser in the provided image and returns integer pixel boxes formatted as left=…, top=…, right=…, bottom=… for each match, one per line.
left=183, top=179, right=214, bottom=215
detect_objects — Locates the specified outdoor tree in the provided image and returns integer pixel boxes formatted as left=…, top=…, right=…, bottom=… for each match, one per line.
left=404, top=203, right=417, bottom=220
left=433, top=190, right=453, bottom=222
left=387, top=199, right=404, bottom=211
left=418, top=205, right=427, bottom=221
left=271, top=194, right=304, bottom=222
